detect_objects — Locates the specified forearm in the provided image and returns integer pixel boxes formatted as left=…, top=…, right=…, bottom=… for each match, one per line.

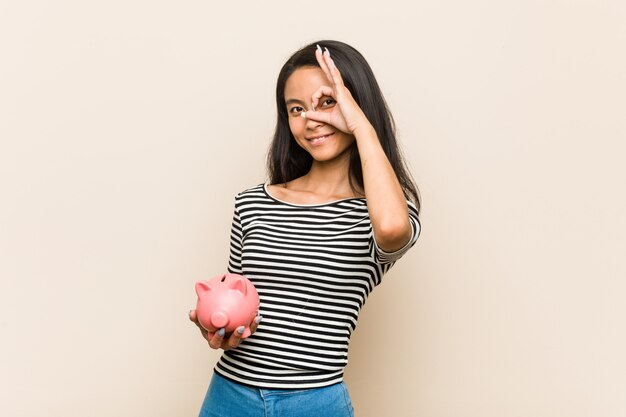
left=354, top=124, right=412, bottom=252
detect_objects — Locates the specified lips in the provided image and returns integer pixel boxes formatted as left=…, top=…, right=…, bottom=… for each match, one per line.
left=306, top=132, right=334, bottom=145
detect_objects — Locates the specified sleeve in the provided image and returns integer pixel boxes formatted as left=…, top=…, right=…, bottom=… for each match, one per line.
left=370, top=200, right=421, bottom=265
left=226, top=196, right=244, bottom=275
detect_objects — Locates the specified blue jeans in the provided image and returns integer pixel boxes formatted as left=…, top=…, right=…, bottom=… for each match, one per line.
left=199, top=372, right=355, bottom=417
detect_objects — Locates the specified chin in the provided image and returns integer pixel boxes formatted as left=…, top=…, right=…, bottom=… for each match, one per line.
left=310, top=150, right=352, bottom=164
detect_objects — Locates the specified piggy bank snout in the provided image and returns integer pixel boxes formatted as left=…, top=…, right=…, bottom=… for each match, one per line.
left=211, top=311, right=229, bottom=328
left=195, top=274, right=260, bottom=337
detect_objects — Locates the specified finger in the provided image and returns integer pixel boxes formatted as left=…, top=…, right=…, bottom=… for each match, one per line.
left=226, top=326, right=245, bottom=349
left=190, top=310, right=216, bottom=344
left=302, top=109, right=332, bottom=125
left=190, top=309, right=218, bottom=331
left=315, top=44, right=333, bottom=85
left=249, top=315, right=263, bottom=334
left=208, top=328, right=225, bottom=349
left=311, top=85, right=335, bottom=110
left=251, top=315, right=263, bottom=333
left=190, top=309, right=211, bottom=336
left=322, top=47, right=345, bottom=89
left=188, top=309, right=197, bottom=322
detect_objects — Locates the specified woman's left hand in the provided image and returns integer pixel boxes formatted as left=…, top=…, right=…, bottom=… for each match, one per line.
left=304, top=46, right=373, bottom=136
left=189, top=309, right=261, bottom=351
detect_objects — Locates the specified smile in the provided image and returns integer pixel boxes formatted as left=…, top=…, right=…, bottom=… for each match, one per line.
left=306, top=132, right=334, bottom=146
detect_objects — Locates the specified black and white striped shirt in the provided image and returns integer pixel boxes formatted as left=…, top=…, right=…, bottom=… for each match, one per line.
left=214, top=184, right=421, bottom=389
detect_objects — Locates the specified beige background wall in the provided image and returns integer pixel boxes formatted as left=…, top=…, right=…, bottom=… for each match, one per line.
left=1, top=1, right=624, bottom=416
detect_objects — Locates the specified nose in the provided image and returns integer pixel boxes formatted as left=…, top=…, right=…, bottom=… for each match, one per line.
left=305, top=115, right=324, bottom=130
left=211, top=311, right=229, bottom=328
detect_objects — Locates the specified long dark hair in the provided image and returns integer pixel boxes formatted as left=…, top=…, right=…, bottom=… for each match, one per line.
left=266, top=40, right=420, bottom=211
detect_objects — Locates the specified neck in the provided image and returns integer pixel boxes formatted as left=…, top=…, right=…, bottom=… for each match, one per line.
left=297, top=156, right=361, bottom=198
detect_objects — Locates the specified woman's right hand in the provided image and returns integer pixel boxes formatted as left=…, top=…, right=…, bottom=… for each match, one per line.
left=188, top=309, right=261, bottom=351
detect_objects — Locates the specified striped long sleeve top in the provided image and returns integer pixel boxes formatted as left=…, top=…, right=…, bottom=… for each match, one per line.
left=214, top=183, right=421, bottom=389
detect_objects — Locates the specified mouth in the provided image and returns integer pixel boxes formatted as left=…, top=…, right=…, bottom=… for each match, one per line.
left=306, top=132, right=334, bottom=146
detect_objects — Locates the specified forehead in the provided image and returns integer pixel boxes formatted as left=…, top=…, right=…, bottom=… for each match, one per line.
left=284, top=67, right=329, bottom=101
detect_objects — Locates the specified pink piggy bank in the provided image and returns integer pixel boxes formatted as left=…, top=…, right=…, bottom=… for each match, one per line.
left=195, top=273, right=260, bottom=339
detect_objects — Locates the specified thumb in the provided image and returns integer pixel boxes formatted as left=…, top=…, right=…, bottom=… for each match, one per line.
left=301, top=110, right=332, bottom=125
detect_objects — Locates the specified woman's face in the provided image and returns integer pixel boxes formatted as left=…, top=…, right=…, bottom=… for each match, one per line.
left=284, top=66, right=355, bottom=164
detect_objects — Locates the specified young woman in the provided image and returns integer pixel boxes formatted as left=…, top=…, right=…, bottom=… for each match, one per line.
left=189, top=40, right=421, bottom=417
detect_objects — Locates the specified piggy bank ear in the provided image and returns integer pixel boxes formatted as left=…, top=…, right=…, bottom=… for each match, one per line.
left=195, top=281, right=212, bottom=297
left=229, top=277, right=247, bottom=295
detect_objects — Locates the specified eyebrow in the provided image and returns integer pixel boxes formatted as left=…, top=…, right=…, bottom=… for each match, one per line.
left=285, top=98, right=305, bottom=107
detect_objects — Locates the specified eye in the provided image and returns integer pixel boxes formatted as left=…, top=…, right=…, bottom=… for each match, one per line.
left=289, top=106, right=304, bottom=115
left=320, top=97, right=336, bottom=108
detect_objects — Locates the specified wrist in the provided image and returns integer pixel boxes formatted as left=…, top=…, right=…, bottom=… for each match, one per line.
left=352, top=121, right=376, bottom=138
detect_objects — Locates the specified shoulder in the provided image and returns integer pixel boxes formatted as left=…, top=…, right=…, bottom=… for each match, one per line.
left=232, top=183, right=271, bottom=209
left=235, top=183, right=266, bottom=199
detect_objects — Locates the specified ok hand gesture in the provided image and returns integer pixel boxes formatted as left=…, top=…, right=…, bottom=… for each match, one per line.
left=303, top=45, right=373, bottom=136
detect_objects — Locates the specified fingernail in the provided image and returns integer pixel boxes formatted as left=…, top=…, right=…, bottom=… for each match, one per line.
left=324, top=47, right=330, bottom=56
left=311, top=101, right=316, bottom=111
left=255, top=315, right=263, bottom=324
left=316, top=44, right=322, bottom=53
left=301, top=111, right=306, bottom=118
left=237, top=326, right=245, bottom=335
left=217, top=328, right=225, bottom=337
left=330, top=59, right=336, bottom=68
